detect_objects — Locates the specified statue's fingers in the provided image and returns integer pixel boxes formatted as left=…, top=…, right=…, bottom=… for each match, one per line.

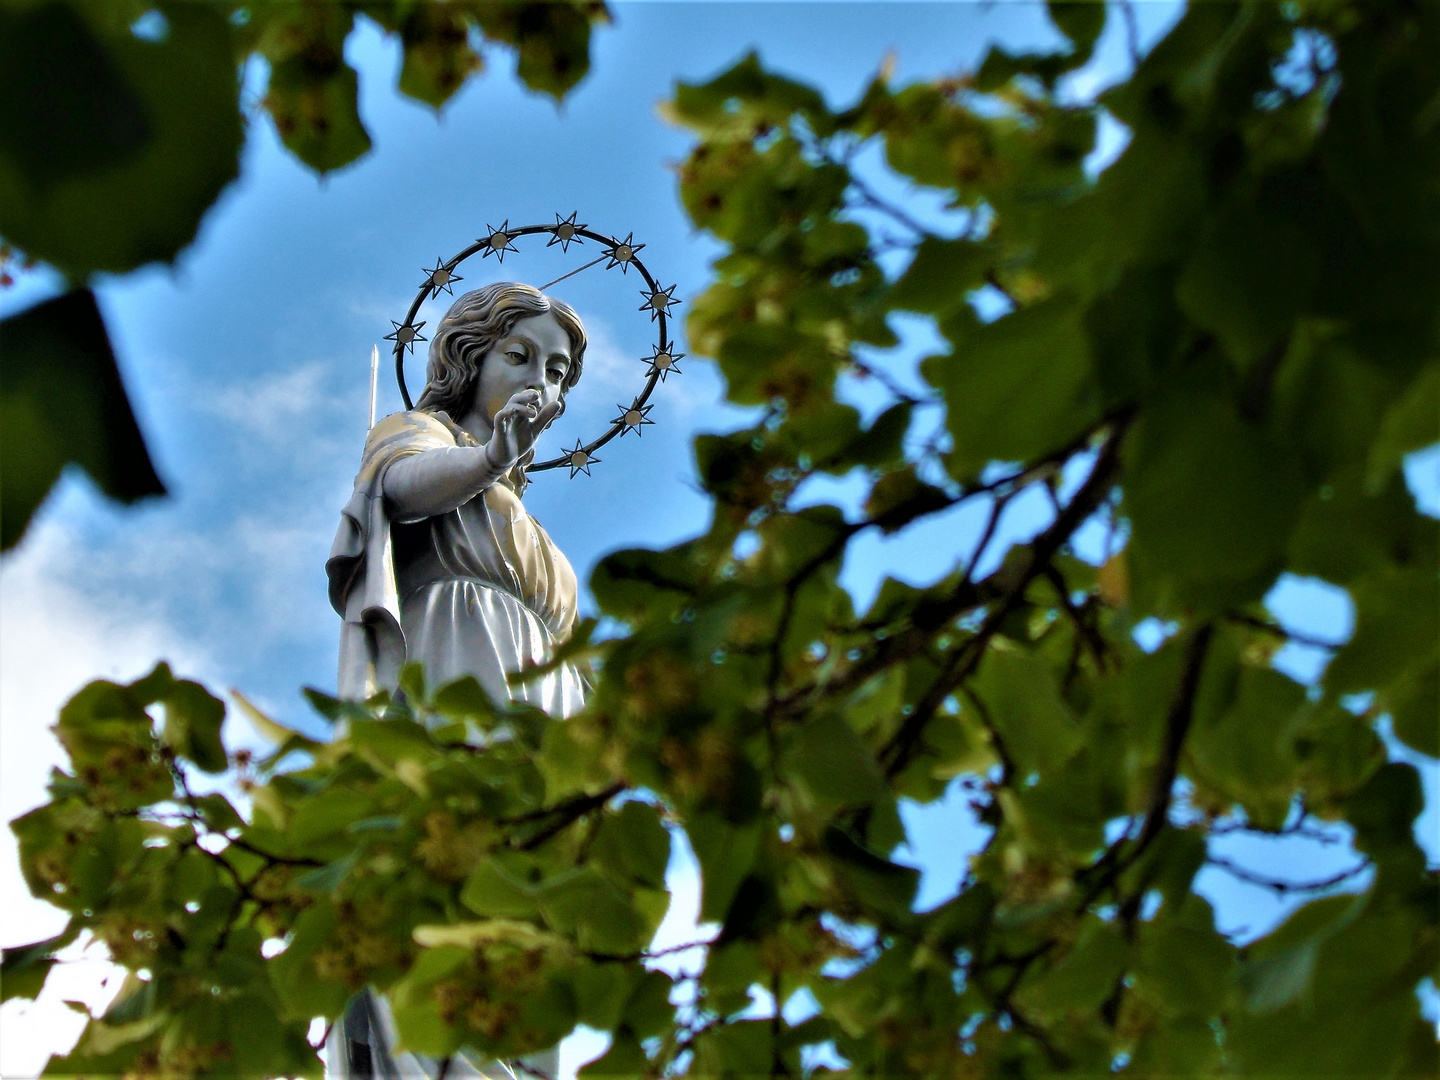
left=535, top=402, right=562, bottom=430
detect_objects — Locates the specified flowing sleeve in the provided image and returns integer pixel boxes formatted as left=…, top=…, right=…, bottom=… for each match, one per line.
left=326, top=411, right=458, bottom=699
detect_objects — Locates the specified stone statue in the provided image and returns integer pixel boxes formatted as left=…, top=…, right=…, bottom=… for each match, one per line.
left=324, top=281, right=592, bottom=1079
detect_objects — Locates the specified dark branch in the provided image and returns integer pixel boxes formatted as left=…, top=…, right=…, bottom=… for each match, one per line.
left=1207, top=855, right=1371, bottom=894
left=1080, top=622, right=1214, bottom=907
left=509, top=781, right=626, bottom=851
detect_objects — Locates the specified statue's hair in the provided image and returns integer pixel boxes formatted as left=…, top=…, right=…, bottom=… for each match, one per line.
left=417, top=282, right=586, bottom=420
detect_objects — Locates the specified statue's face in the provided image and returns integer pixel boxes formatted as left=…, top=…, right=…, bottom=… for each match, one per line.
left=473, top=311, right=573, bottom=424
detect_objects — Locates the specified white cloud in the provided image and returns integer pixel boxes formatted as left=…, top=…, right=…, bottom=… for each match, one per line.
left=0, top=522, right=210, bottom=1078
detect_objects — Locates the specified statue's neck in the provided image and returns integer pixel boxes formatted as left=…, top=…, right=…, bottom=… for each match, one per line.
left=455, top=401, right=493, bottom=447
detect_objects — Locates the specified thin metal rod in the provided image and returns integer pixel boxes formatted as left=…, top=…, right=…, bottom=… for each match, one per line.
left=539, top=254, right=606, bottom=292
left=368, top=345, right=379, bottom=429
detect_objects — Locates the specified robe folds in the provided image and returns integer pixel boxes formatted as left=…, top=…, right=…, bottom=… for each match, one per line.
left=325, top=409, right=587, bottom=1080
left=327, top=409, right=587, bottom=713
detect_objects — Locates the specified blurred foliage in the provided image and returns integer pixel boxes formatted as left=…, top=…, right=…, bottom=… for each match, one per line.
left=0, top=0, right=608, bottom=549
left=7, top=1, right=1440, bottom=1078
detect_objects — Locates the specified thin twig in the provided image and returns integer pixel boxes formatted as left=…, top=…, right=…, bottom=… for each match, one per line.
left=1207, top=855, right=1371, bottom=894
left=1118, top=0, right=1142, bottom=68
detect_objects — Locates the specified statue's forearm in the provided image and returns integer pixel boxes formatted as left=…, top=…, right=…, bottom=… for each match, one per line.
left=382, top=446, right=508, bottom=521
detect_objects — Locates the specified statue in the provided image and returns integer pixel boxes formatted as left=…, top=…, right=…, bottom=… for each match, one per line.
left=320, top=218, right=679, bottom=1080
left=324, top=282, right=590, bottom=1080
left=327, top=281, right=590, bottom=714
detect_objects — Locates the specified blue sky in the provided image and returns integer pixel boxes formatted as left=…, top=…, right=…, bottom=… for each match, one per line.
left=1, top=3, right=1434, bottom=1074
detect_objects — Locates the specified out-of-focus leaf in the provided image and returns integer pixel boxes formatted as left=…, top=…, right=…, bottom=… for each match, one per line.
left=0, top=289, right=164, bottom=550
left=1, top=925, right=77, bottom=1003
left=473, top=2, right=607, bottom=101
left=923, top=298, right=1100, bottom=479
left=1365, top=363, right=1439, bottom=492
left=396, top=5, right=484, bottom=110
left=1125, top=388, right=1304, bottom=611
left=265, top=56, right=371, bottom=174
left=0, top=2, right=241, bottom=276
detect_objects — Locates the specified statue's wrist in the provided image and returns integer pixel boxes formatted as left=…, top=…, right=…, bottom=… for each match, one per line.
left=482, top=440, right=516, bottom=475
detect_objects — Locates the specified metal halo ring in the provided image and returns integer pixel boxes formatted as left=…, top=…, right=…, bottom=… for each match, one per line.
left=387, top=214, right=684, bottom=477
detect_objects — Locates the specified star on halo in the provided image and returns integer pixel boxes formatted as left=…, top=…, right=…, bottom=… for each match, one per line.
left=643, top=344, right=685, bottom=381
left=384, top=319, right=427, bottom=354
left=603, top=232, right=645, bottom=273
left=639, top=283, right=680, bottom=321
left=546, top=211, right=587, bottom=252
left=480, top=221, right=519, bottom=261
left=612, top=400, right=655, bottom=436
left=420, top=258, right=462, bottom=297
left=562, top=441, right=600, bottom=478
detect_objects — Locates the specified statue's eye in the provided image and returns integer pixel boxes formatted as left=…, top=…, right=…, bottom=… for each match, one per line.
left=548, top=365, right=566, bottom=382
left=506, top=349, right=527, bottom=364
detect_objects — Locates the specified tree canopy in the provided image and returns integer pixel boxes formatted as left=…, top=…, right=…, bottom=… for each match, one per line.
left=4, top=2, right=1438, bottom=1078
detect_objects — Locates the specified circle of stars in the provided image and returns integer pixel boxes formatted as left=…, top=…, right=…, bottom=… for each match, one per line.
left=546, top=211, right=586, bottom=253
left=393, top=215, right=687, bottom=476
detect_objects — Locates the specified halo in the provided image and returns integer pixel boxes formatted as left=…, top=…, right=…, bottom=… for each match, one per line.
left=389, top=213, right=683, bottom=477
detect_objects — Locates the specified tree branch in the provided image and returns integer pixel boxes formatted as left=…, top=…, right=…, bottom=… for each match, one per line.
left=1206, top=855, right=1371, bottom=894
left=508, top=782, right=626, bottom=851
left=874, top=416, right=1134, bottom=776
left=1079, top=622, right=1214, bottom=907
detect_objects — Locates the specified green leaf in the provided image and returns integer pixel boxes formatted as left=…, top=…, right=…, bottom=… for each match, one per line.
left=0, top=289, right=165, bottom=551
left=1133, top=895, right=1235, bottom=1019
left=1175, top=193, right=1320, bottom=367
left=388, top=946, right=470, bottom=1058
left=592, top=801, right=671, bottom=891
left=579, top=1031, right=649, bottom=1077
left=461, top=855, right=543, bottom=920
left=923, top=298, right=1100, bottom=479
left=0, top=2, right=242, bottom=276
left=1327, top=565, right=1439, bottom=700
left=686, top=815, right=763, bottom=923
left=269, top=900, right=350, bottom=1022
left=889, top=236, right=989, bottom=314
left=1016, top=916, right=1129, bottom=1016
left=1386, top=655, right=1438, bottom=759
left=971, top=645, right=1082, bottom=777
left=473, top=1, right=605, bottom=101
left=1, top=925, right=77, bottom=1003
left=536, top=867, right=650, bottom=954
left=785, top=714, right=885, bottom=809
left=571, top=964, right=640, bottom=1031
left=1125, top=388, right=1304, bottom=610
left=1187, top=664, right=1304, bottom=828
left=265, top=55, right=371, bottom=174
left=1365, top=363, right=1439, bottom=493
left=1047, top=1, right=1107, bottom=59
left=396, top=5, right=484, bottom=110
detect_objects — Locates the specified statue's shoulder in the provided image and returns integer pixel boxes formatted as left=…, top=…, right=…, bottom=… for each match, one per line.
left=365, top=409, right=479, bottom=452
left=357, top=410, right=473, bottom=484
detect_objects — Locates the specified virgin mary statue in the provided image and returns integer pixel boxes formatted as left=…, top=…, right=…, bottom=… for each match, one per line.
left=324, top=281, right=591, bottom=1079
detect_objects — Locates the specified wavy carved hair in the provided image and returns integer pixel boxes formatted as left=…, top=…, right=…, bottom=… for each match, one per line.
left=416, top=282, right=587, bottom=420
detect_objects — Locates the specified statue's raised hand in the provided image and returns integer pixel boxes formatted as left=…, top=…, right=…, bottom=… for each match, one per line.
left=485, top=388, right=561, bottom=470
